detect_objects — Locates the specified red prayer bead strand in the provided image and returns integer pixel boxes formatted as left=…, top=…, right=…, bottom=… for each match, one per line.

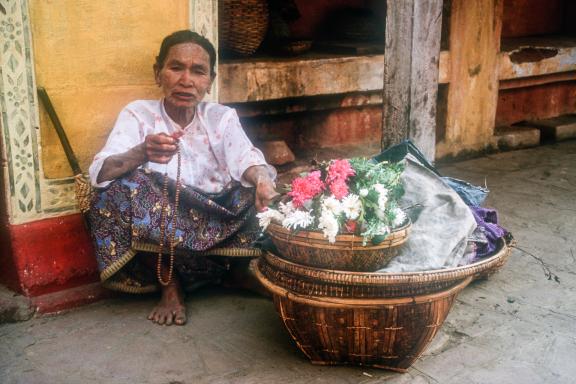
left=157, top=148, right=181, bottom=286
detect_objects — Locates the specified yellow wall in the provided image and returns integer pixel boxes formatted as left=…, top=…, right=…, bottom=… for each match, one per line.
left=30, top=0, right=189, bottom=178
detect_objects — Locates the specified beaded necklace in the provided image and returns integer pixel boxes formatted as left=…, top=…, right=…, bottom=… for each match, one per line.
left=156, top=135, right=183, bottom=286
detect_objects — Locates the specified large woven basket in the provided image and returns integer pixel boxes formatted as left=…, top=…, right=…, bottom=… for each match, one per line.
left=253, top=240, right=512, bottom=371
left=266, top=221, right=411, bottom=272
left=219, top=0, right=268, bottom=56
left=254, top=262, right=472, bottom=371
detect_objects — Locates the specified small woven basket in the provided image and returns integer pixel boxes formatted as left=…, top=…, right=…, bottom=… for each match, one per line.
left=74, top=173, right=93, bottom=213
left=266, top=221, right=411, bottom=272
left=219, top=0, right=269, bottom=56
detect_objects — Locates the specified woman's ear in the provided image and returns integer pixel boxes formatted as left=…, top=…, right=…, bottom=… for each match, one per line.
left=153, top=64, right=161, bottom=86
left=208, top=73, right=216, bottom=94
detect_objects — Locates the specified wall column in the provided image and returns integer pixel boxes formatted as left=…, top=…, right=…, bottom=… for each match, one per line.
left=190, top=0, right=218, bottom=102
left=0, top=0, right=43, bottom=224
left=437, top=0, right=503, bottom=158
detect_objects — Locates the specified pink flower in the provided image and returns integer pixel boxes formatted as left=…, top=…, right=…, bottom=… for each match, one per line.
left=288, top=171, right=325, bottom=208
left=327, top=159, right=355, bottom=184
left=344, top=219, right=358, bottom=233
left=329, top=179, right=349, bottom=200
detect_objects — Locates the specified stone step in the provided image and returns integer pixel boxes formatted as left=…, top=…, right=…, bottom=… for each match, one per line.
left=260, top=140, right=295, bottom=166
left=493, top=125, right=541, bottom=150
left=0, top=285, right=34, bottom=323
left=524, top=114, right=576, bottom=142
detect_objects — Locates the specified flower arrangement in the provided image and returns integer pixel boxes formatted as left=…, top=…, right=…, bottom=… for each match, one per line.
left=257, top=157, right=407, bottom=245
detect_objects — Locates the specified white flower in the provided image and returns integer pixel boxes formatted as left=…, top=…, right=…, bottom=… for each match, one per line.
left=318, top=210, right=339, bottom=243
left=278, top=201, right=296, bottom=216
left=373, top=183, right=388, bottom=195
left=375, top=208, right=386, bottom=220
left=359, top=188, right=369, bottom=197
left=341, top=194, right=362, bottom=220
left=321, top=196, right=342, bottom=216
left=373, top=183, right=389, bottom=210
left=392, top=208, right=407, bottom=227
left=282, top=210, right=314, bottom=231
left=256, top=208, right=284, bottom=230
left=376, top=224, right=390, bottom=236
left=378, top=195, right=388, bottom=210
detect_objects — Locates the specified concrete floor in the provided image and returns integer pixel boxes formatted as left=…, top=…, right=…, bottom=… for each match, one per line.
left=1, top=141, right=576, bottom=384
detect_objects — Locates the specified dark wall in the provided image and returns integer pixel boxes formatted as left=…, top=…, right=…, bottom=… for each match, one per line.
left=502, top=0, right=566, bottom=38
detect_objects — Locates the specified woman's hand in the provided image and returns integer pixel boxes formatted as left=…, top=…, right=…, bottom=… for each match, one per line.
left=96, top=131, right=183, bottom=184
left=144, top=132, right=181, bottom=164
left=255, top=178, right=280, bottom=212
left=243, top=165, right=280, bottom=212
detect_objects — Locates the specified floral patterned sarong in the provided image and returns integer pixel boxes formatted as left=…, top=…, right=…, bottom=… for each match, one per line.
left=87, top=169, right=262, bottom=293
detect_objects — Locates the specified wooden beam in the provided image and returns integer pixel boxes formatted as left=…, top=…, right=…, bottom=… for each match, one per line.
left=219, top=51, right=451, bottom=104
left=219, top=55, right=388, bottom=103
left=499, top=71, right=576, bottom=90
left=382, top=0, right=414, bottom=151
left=409, top=0, right=443, bottom=161
left=382, top=0, right=443, bottom=161
left=498, top=37, right=576, bottom=81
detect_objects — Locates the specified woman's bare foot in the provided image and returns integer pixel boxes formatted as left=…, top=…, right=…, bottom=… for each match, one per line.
left=148, top=278, right=187, bottom=326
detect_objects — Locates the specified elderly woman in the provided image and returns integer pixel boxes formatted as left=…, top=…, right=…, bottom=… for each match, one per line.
left=88, top=30, right=278, bottom=326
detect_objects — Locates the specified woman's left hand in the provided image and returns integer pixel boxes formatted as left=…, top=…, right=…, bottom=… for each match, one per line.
left=243, top=165, right=280, bottom=211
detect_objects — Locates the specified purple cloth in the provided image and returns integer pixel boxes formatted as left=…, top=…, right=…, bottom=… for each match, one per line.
left=470, top=207, right=507, bottom=259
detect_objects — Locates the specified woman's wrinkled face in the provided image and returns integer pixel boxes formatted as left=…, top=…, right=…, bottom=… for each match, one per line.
left=155, top=42, right=214, bottom=111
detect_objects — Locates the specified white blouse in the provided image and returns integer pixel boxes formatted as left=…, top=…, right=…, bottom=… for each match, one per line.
left=89, top=100, right=276, bottom=193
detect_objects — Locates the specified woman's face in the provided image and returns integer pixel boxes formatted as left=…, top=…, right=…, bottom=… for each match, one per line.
left=155, top=42, right=214, bottom=111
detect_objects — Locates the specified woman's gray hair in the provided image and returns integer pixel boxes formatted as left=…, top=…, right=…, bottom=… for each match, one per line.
left=155, top=30, right=216, bottom=76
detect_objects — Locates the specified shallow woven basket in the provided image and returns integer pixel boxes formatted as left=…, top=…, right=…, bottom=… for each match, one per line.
left=258, top=238, right=512, bottom=298
left=252, top=240, right=512, bottom=371
left=219, top=0, right=268, bottom=56
left=266, top=221, right=411, bottom=271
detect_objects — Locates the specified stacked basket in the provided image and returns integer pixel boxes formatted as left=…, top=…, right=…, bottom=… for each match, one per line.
left=219, top=0, right=268, bottom=56
left=254, top=223, right=512, bottom=371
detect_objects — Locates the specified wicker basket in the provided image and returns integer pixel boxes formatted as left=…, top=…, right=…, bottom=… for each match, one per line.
left=258, top=238, right=512, bottom=298
left=266, top=221, right=411, bottom=272
left=254, top=262, right=472, bottom=371
left=219, top=0, right=268, bottom=56
left=253, top=240, right=512, bottom=371
left=74, top=173, right=93, bottom=213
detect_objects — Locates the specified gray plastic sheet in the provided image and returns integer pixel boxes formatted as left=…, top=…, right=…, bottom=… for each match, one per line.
left=379, top=156, right=477, bottom=272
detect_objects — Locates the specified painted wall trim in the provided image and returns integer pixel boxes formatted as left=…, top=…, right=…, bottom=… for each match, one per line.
left=0, top=0, right=43, bottom=224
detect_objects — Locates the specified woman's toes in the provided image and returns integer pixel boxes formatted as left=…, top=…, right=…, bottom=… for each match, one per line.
left=174, top=309, right=187, bottom=325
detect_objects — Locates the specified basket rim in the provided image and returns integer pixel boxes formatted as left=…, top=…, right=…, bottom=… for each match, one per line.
left=253, top=262, right=472, bottom=307
left=261, top=238, right=512, bottom=286
left=266, top=219, right=411, bottom=246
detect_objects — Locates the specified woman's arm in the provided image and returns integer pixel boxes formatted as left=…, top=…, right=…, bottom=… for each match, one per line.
left=242, top=165, right=280, bottom=212
left=96, top=133, right=180, bottom=184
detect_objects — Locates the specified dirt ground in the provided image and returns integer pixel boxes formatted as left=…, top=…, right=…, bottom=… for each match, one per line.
left=1, top=141, right=575, bottom=384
